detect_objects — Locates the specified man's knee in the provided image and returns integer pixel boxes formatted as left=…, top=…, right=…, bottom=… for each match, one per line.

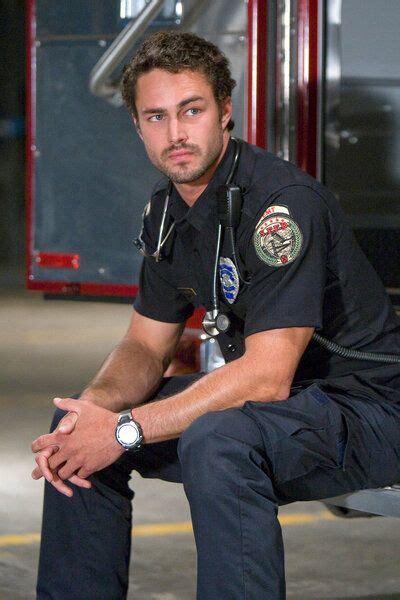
left=178, top=408, right=264, bottom=469
left=178, top=409, right=270, bottom=505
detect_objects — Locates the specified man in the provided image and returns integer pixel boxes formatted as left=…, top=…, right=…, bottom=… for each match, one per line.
left=32, top=31, right=400, bottom=599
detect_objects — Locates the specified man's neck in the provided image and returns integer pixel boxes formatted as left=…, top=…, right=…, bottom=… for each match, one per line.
left=174, top=133, right=231, bottom=207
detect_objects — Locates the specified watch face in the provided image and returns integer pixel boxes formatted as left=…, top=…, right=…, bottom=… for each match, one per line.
left=118, top=423, right=140, bottom=446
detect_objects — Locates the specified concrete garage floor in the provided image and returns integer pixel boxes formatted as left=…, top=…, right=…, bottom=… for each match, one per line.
left=1, top=281, right=400, bottom=599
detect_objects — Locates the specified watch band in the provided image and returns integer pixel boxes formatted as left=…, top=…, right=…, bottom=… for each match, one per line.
left=118, top=410, right=134, bottom=426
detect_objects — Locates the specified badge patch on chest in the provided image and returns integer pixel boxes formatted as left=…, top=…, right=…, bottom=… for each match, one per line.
left=253, top=213, right=303, bottom=267
left=219, top=257, right=239, bottom=304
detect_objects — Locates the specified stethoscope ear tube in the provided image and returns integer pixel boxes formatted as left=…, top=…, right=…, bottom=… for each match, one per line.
left=134, top=181, right=175, bottom=261
left=154, top=180, right=174, bottom=262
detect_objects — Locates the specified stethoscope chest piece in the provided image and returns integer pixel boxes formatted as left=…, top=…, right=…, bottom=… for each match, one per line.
left=202, top=309, right=231, bottom=337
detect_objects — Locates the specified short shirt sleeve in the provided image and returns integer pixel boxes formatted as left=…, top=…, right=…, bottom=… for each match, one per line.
left=134, top=257, right=194, bottom=323
left=243, top=185, right=330, bottom=338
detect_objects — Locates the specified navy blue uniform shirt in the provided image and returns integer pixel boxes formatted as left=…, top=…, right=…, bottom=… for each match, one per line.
left=134, top=139, right=400, bottom=407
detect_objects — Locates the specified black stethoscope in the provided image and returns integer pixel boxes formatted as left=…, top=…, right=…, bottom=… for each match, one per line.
left=134, top=137, right=249, bottom=337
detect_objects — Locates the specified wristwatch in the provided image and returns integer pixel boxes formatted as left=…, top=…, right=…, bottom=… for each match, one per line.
left=115, top=410, right=143, bottom=452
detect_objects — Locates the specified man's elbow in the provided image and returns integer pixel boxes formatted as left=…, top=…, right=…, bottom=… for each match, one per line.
left=230, top=356, right=294, bottom=405
left=232, top=372, right=291, bottom=405
left=251, top=380, right=291, bottom=403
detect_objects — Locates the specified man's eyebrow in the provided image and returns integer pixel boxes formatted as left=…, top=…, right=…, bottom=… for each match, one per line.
left=177, top=95, right=205, bottom=109
left=141, top=96, right=205, bottom=115
left=141, top=107, right=165, bottom=115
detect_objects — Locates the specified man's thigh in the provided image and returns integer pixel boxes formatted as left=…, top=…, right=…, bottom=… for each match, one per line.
left=241, top=384, right=400, bottom=504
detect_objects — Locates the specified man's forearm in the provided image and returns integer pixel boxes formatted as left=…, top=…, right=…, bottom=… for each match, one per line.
left=131, top=354, right=290, bottom=444
left=80, top=337, right=165, bottom=412
left=130, top=327, right=312, bottom=444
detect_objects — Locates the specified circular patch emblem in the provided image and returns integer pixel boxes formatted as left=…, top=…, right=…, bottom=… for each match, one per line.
left=219, top=257, right=239, bottom=304
left=253, top=215, right=303, bottom=267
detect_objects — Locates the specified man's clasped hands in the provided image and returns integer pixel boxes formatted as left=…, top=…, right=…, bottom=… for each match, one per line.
left=31, top=397, right=124, bottom=497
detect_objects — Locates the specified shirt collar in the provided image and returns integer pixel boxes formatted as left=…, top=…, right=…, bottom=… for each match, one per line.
left=168, top=137, right=237, bottom=232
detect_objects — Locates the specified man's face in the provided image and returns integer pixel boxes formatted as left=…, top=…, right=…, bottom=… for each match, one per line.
left=134, top=69, right=232, bottom=184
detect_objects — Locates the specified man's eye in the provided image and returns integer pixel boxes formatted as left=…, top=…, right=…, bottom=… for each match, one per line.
left=149, top=114, right=163, bottom=122
left=186, top=107, right=200, bottom=116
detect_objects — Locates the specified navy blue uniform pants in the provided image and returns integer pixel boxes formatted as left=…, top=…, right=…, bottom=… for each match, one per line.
left=37, top=375, right=400, bottom=599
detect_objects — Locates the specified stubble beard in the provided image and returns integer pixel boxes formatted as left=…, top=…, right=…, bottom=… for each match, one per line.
left=148, top=131, right=224, bottom=184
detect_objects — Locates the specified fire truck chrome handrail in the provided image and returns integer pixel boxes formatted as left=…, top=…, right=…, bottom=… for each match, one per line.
left=89, top=0, right=165, bottom=101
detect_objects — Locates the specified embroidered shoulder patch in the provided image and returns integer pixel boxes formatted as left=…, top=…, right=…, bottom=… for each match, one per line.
left=256, top=204, right=290, bottom=227
left=253, top=212, right=303, bottom=267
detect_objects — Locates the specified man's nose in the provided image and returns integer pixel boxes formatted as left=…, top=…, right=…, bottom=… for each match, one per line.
left=168, top=117, right=188, bottom=145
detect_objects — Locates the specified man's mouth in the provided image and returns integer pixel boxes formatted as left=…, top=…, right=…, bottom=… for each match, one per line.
left=168, top=149, right=193, bottom=160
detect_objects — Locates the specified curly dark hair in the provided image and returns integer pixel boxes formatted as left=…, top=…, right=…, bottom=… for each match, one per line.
left=121, top=31, right=236, bottom=131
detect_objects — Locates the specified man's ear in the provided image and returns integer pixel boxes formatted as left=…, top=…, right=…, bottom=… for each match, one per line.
left=133, top=116, right=143, bottom=140
left=221, top=96, right=233, bottom=131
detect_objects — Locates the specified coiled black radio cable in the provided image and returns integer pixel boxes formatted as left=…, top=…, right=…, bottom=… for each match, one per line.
left=312, top=333, right=400, bottom=364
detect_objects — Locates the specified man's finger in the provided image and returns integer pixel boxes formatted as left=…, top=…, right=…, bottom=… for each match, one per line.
left=57, top=411, right=78, bottom=434
left=32, top=465, right=44, bottom=480
left=48, top=450, right=68, bottom=472
left=32, top=465, right=91, bottom=490
left=31, top=432, right=62, bottom=453
left=53, top=397, right=81, bottom=414
left=32, top=446, right=59, bottom=482
left=77, top=467, right=92, bottom=480
left=58, top=461, right=81, bottom=481
left=50, top=472, right=74, bottom=498
left=68, top=474, right=92, bottom=489
left=32, top=409, right=79, bottom=452
left=35, top=452, right=54, bottom=483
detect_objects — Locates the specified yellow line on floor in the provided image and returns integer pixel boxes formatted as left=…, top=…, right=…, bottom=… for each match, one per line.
left=133, top=522, right=193, bottom=537
left=0, top=533, right=41, bottom=547
left=0, top=511, right=336, bottom=548
left=280, top=511, right=336, bottom=526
